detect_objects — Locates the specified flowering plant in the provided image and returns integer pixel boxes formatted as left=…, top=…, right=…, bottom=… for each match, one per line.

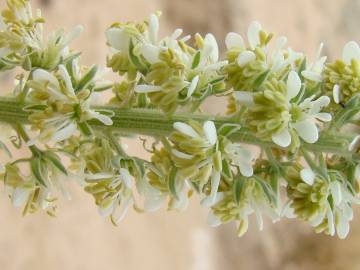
left=1, top=0, right=360, bottom=239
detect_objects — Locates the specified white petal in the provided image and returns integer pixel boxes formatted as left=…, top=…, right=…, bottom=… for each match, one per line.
left=171, top=190, right=189, bottom=210
left=326, top=205, right=335, bottom=236
left=333, top=84, right=341, bottom=104
left=86, top=173, right=114, bottom=180
left=149, top=14, right=159, bottom=44
left=112, top=197, right=133, bottom=224
left=98, top=201, right=114, bottom=217
left=144, top=194, right=166, bottom=212
left=247, top=21, right=262, bottom=49
left=225, top=32, right=244, bottom=49
left=32, top=69, right=60, bottom=89
left=173, top=122, right=199, bottom=138
left=275, top=36, right=287, bottom=50
left=301, top=70, right=322, bottom=82
left=58, top=65, right=75, bottom=96
left=300, top=168, right=315, bottom=185
left=120, top=168, right=132, bottom=189
left=349, top=135, right=360, bottom=151
left=12, top=187, right=30, bottom=207
left=342, top=41, right=360, bottom=64
left=343, top=204, right=354, bottom=221
left=336, top=216, right=350, bottom=239
left=207, top=211, right=222, bottom=227
left=203, top=121, right=217, bottom=145
left=141, top=44, right=160, bottom=64
left=203, top=60, right=228, bottom=71
left=314, top=112, right=332, bottom=122
left=171, top=28, right=183, bottom=40
left=239, top=162, right=253, bottom=177
left=237, top=50, right=256, bottom=67
left=62, top=25, right=84, bottom=47
left=204, top=33, right=219, bottom=62
left=316, top=43, right=324, bottom=59
left=272, top=128, right=291, bottom=147
left=187, top=75, right=199, bottom=98
left=90, top=111, right=113, bottom=126
left=330, top=181, right=342, bottom=206
left=134, top=85, right=162, bottom=93
left=52, top=122, right=77, bottom=142
left=309, top=211, right=326, bottom=227
left=172, top=149, right=194, bottom=160
left=201, top=171, right=221, bottom=207
left=281, top=200, right=296, bottom=219
left=287, top=71, right=302, bottom=100
left=105, top=28, right=129, bottom=51
left=233, top=91, right=254, bottom=106
left=311, top=96, right=330, bottom=114
left=293, top=120, right=318, bottom=144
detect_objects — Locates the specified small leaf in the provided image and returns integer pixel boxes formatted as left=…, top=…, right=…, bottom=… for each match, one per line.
left=209, top=76, right=225, bottom=85
left=168, top=167, right=179, bottom=200
left=253, top=70, right=270, bottom=88
left=253, top=176, right=277, bottom=205
left=233, top=177, right=244, bottom=205
left=78, top=121, right=93, bottom=136
left=129, top=39, right=147, bottom=72
left=221, top=159, right=232, bottom=180
left=44, top=152, right=68, bottom=175
left=298, top=58, right=307, bottom=81
left=191, top=51, right=201, bottom=69
left=75, top=65, right=98, bottom=92
left=63, top=52, right=82, bottom=66
left=30, top=158, right=47, bottom=187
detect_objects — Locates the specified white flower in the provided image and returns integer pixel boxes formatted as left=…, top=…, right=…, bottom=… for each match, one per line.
left=226, top=23, right=302, bottom=74
left=224, top=143, right=253, bottom=177
left=331, top=41, right=360, bottom=104
left=225, top=21, right=264, bottom=51
left=301, top=43, right=327, bottom=82
left=235, top=71, right=331, bottom=147
left=172, top=121, right=221, bottom=207
left=86, top=169, right=134, bottom=224
left=29, top=65, right=113, bottom=143
left=135, top=31, right=227, bottom=98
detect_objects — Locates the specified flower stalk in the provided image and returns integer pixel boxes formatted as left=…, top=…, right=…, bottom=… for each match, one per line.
left=0, top=96, right=355, bottom=157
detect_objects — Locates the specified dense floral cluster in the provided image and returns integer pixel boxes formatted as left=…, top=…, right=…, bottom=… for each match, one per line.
left=1, top=0, right=360, bottom=239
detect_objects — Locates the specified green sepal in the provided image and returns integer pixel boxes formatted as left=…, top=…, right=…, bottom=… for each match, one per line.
left=75, top=65, right=98, bottom=92
left=168, top=167, right=179, bottom=200
left=30, top=158, right=47, bottom=187
left=191, top=51, right=201, bottom=69
left=233, top=177, right=244, bottom=205
left=44, top=151, right=68, bottom=175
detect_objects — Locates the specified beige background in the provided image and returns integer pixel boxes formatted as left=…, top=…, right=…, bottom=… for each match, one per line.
left=1, top=0, right=360, bottom=269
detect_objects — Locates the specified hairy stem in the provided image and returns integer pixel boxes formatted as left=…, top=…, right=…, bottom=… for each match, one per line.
left=0, top=97, right=357, bottom=158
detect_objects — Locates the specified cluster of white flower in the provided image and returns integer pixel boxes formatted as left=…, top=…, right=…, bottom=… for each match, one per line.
left=1, top=0, right=360, bottom=239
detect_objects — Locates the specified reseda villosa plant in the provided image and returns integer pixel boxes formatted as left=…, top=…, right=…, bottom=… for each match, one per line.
left=1, top=0, right=360, bottom=239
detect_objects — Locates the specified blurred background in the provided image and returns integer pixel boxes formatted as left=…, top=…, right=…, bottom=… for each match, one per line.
left=1, top=0, right=360, bottom=269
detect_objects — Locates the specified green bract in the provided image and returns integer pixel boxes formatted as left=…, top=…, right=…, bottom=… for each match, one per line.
left=1, top=0, right=360, bottom=239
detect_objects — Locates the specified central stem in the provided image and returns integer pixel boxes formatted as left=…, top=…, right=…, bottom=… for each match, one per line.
left=0, top=97, right=356, bottom=157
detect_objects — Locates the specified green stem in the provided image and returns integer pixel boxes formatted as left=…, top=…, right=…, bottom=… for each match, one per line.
left=0, top=97, right=357, bottom=158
